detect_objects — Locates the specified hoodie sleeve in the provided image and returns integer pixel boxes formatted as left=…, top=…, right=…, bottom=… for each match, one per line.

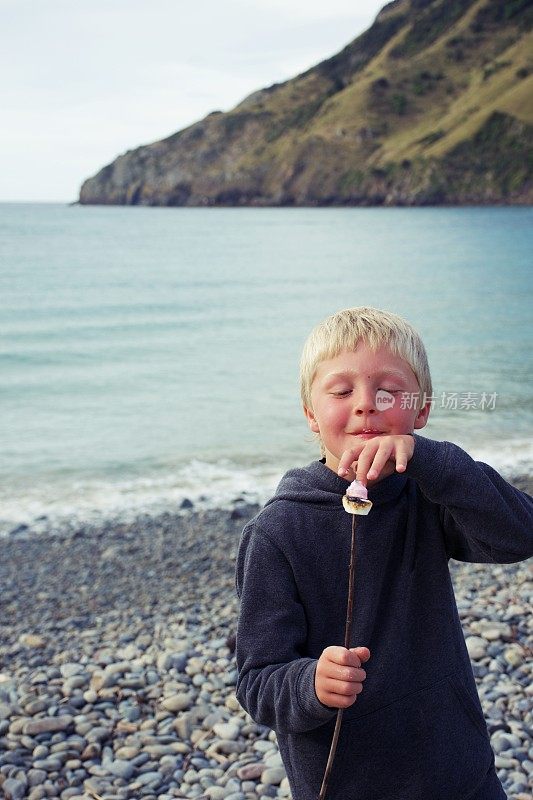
left=235, top=518, right=337, bottom=734
left=407, top=435, right=533, bottom=563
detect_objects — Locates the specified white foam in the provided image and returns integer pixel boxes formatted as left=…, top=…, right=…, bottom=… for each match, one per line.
left=0, top=459, right=283, bottom=537
left=468, top=437, right=533, bottom=479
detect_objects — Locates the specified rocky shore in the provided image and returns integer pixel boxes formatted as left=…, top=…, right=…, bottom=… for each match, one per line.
left=0, top=497, right=531, bottom=800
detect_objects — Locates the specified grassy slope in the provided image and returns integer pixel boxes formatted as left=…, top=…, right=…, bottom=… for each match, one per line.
left=292, top=0, right=532, bottom=163
left=219, top=0, right=532, bottom=203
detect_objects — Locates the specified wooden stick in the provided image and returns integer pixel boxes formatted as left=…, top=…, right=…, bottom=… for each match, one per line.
left=318, top=513, right=357, bottom=800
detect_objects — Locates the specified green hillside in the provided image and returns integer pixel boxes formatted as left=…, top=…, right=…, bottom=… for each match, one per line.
left=79, top=0, right=533, bottom=206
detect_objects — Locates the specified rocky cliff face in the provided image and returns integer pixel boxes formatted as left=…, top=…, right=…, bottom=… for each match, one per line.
left=79, top=0, right=533, bottom=206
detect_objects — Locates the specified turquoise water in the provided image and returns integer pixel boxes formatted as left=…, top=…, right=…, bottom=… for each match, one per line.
left=1, top=203, right=532, bottom=532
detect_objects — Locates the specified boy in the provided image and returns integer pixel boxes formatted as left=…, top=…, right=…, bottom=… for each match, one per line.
left=235, top=307, right=532, bottom=800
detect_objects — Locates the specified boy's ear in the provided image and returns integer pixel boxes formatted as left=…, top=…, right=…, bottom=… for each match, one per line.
left=414, top=400, right=431, bottom=430
left=304, top=405, right=320, bottom=433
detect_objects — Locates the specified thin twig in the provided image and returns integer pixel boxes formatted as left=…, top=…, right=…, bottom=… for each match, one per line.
left=318, top=513, right=357, bottom=800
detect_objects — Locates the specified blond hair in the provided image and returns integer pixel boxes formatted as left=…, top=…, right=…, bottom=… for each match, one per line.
left=300, top=306, right=432, bottom=410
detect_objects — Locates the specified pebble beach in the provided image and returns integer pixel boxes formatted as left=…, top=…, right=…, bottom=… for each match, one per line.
left=0, top=489, right=532, bottom=800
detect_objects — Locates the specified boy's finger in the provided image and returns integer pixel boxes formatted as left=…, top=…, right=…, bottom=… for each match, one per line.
left=323, top=677, right=364, bottom=697
left=394, top=435, right=415, bottom=472
left=395, top=438, right=413, bottom=472
left=350, top=646, right=371, bottom=664
left=329, top=665, right=366, bottom=683
left=365, top=444, right=393, bottom=481
left=324, top=646, right=369, bottom=669
left=354, top=450, right=377, bottom=483
left=322, top=645, right=352, bottom=664
left=322, top=691, right=358, bottom=709
left=356, top=439, right=397, bottom=483
left=352, top=440, right=380, bottom=480
left=337, top=447, right=364, bottom=477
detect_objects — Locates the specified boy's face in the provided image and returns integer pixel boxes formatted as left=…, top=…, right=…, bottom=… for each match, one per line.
left=304, top=343, right=430, bottom=476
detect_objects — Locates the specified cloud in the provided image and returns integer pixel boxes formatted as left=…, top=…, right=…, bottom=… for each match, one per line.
left=0, top=0, right=386, bottom=200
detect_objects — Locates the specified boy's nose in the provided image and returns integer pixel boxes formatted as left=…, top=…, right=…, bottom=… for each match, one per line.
left=352, top=388, right=377, bottom=415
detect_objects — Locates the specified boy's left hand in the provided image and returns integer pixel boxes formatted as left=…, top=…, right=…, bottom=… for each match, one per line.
left=337, top=434, right=415, bottom=484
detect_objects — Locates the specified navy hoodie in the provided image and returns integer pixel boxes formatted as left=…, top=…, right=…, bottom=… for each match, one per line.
left=235, top=435, right=533, bottom=800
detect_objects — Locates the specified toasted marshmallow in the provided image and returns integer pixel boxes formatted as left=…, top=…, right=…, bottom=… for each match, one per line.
left=343, top=479, right=372, bottom=515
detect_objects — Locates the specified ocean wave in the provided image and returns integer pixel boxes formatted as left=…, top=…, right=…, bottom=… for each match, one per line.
left=468, top=438, right=533, bottom=480
left=0, top=459, right=283, bottom=538
left=1, top=437, right=531, bottom=538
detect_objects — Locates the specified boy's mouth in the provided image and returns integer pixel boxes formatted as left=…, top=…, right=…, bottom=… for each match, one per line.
left=350, top=429, right=384, bottom=438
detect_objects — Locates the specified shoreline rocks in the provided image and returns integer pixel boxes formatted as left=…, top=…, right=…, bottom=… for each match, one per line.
left=0, top=505, right=531, bottom=799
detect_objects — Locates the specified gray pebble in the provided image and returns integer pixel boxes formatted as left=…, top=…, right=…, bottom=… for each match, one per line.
left=202, top=787, right=226, bottom=800
left=2, top=778, right=27, bottom=800
left=27, top=768, right=48, bottom=786
left=85, top=726, right=111, bottom=742
left=60, top=663, right=85, bottom=679
left=63, top=674, right=89, bottom=692
left=131, top=752, right=151, bottom=767
left=465, top=636, right=487, bottom=660
left=161, top=693, right=193, bottom=712
left=212, top=721, right=240, bottom=741
left=157, top=652, right=188, bottom=673
left=509, top=783, right=529, bottom=794
left=108, top=759, right=135, bottom=779
left=264, top=752, right=283, bottom=769
left=23, top=698, right=49, bottom=715
left=60, top=789, right=85, bottom=800
left=136, top=769, right=163, bottom=786
left=492, top=732, right=523, bottom=753
left=83, top=776, right=111, bottom=793
left=28, top=788, right=47, bottom=800
left=23, top=716, right=73, bottom=735
left=261, top=766, right=286, bottom=786
left=33, top=757, right=63, bottom=771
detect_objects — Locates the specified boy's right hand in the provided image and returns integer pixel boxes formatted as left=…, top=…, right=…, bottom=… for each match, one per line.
left=315, top=646, right=370, bottom=709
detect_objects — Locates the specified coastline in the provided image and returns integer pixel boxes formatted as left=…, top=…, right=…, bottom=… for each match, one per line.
left=0, top=489, right=531, bottom=799
left=3, top=471, right=532, bottom=542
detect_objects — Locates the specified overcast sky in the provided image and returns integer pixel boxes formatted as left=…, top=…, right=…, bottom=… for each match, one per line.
left=2, top=0, right=386, bottom=202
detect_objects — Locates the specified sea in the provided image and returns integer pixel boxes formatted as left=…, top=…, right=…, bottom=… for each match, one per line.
left=1, top=203, right=532, bottom=536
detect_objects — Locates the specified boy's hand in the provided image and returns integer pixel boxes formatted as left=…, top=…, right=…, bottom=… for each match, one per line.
left=315, top=646, right=370, bottom=709
left=337, top=434, right=415, bottom=483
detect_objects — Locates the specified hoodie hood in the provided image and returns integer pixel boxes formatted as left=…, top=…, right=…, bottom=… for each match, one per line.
left=266, top=459, right=408, bottom=510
